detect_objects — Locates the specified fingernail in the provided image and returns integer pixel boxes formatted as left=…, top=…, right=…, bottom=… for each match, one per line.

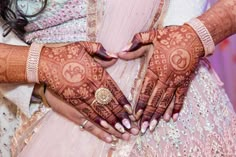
left=122, top=133, right=130, bottom=141
left=149, top=120, right=158, bottom=132
left=100, top=120, right=109, bottom=129
left=106, top=51, right=118, bottom=58
left=131, top=128, right=139, bottom=135
left=124, top=105, right=133, bottom=114
left=164, top=114, right=170, bottom=121
left=122, top=119, right=131, bottom=129
left=135, top=109, right=143, bottom=120
left=115, top=123, right=125, bottom=133
left=173, top=113, right=179, bottom=122
left=141, top=121, right=149, bottom=134
left=105, top=136, right=113, bottom=143
left=129, top=115, right=137, bottom=122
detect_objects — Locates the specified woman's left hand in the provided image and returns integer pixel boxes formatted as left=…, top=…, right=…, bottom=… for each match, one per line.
left=119, top=25, right=205, bottom=133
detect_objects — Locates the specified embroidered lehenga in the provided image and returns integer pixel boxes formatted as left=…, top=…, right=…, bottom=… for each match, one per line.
left=0, top=0, right=236, bottom=157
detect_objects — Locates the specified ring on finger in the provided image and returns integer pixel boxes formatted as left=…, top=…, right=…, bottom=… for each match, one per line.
left=90, top=88, right=114, bottom=107
left=95, top=87, right=113, bottom=105
left=111, top=135, right=118, bottom=150
left=79, top=119, right=89, bottom=131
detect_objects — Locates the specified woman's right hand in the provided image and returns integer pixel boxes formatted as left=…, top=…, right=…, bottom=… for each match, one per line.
left=44, top=89, right=131, bottom=143
left=38, top=42, right=138, bottom=136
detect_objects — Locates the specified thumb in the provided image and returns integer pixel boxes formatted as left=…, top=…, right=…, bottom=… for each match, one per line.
left=118, top=44, right=153, bottom=60
left=124, top=30, right=156, bottom=52
left=79, top=42, right=117, bottom=61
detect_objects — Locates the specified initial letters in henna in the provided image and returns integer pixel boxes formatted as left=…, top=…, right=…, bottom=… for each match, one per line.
left=169, top=49, right=190, bottom=71
left=62, top=62, right=85, bottom=83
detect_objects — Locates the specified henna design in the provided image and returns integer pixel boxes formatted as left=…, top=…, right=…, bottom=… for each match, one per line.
left=130, top=25, right=204, bottom=131
left=103, top=76, right=133, bottom=120
left=198, top=0, right=236, bottom=45
left=38, top=42, right=131, bottom=131
left=169, top=49, right=190, bottom=71
left=132, top=0, right=236, bottom=132
left=0, top=44, right=29, bottom=83
left=135, top=69, right=157, bottom=117
left=62, top=62, right=85, bottom=83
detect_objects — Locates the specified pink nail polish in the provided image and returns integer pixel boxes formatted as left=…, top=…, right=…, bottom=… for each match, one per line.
left=173, top=113, right=179, bottom=121
left=124, top=105, right=133, bottom=114
left=100, top=120, right=109, bottom=129
left=122, top=133, right=131, bottom=141
left=135, top=109, right=143, bottom=120
left=122, top=119, right=131, bottom=129
left=131, top=128, right=139, bottom=135
left=115, top=123, right=125, bottom=133
left=141, top=121, right=149, bottom=134
left=164, top=114, right=170, bottom=121
left=105, top=136, right=113, bottom=143
left=149, top=120, right=157, bottom=131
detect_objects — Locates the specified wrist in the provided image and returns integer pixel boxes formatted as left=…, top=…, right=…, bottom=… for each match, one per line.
left=0, top=44, right=29, bottom=83
left=26, top=43, right=44, bottom=83
left=186, top=18, right=215, bottom=57
left=197, top=0, right=236, bottom=45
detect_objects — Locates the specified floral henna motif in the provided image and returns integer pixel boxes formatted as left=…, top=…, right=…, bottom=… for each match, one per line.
left=38, top=42, right=132, bottom=132
left=126, top=25, right=205, bottom=133
left=123, top=0, right=236, bottom=133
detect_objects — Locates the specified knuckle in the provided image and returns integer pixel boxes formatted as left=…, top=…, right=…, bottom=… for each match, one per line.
left=133, top=33, right=140, bottom=40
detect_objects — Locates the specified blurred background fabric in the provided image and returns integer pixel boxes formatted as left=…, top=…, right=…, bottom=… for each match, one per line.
left=209, top=0, right=236, bottom=111
left=209, top=35, right=236, bottom=111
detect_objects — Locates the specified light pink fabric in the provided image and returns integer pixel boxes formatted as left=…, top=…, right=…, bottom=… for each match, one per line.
left=18, top=0, right=236, bottom=157
left=18, top=0, right=161, bottom=156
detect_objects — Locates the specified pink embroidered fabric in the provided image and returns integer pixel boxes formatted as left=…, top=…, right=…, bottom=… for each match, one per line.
left=18, top=0, right=236, bottom=157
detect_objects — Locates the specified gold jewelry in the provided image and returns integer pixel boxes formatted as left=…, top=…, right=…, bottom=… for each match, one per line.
left=111, top=135, right=118, bottom=150
left=95, top=88, right=113, bottom=105
left=90, top=99, right=97, bottom=106
left=79, top=119, right=88, bottom=131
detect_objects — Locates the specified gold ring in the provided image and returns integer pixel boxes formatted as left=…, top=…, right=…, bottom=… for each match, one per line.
left=110, top=135, right=118, bottom=150
left=95, top=88, right=113, bottom=105
left=90, top=99, right=97, bottom=106
left=79, top=119, right=88, bottom=131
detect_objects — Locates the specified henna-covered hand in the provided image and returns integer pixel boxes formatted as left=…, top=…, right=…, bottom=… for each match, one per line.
left=119, top=25, right=204, bottom=133
left=119, top=0, right=236, bottom=134
left=38, top=42, right=136, bottom=134
left=44, top=89, right=132, bottom=142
